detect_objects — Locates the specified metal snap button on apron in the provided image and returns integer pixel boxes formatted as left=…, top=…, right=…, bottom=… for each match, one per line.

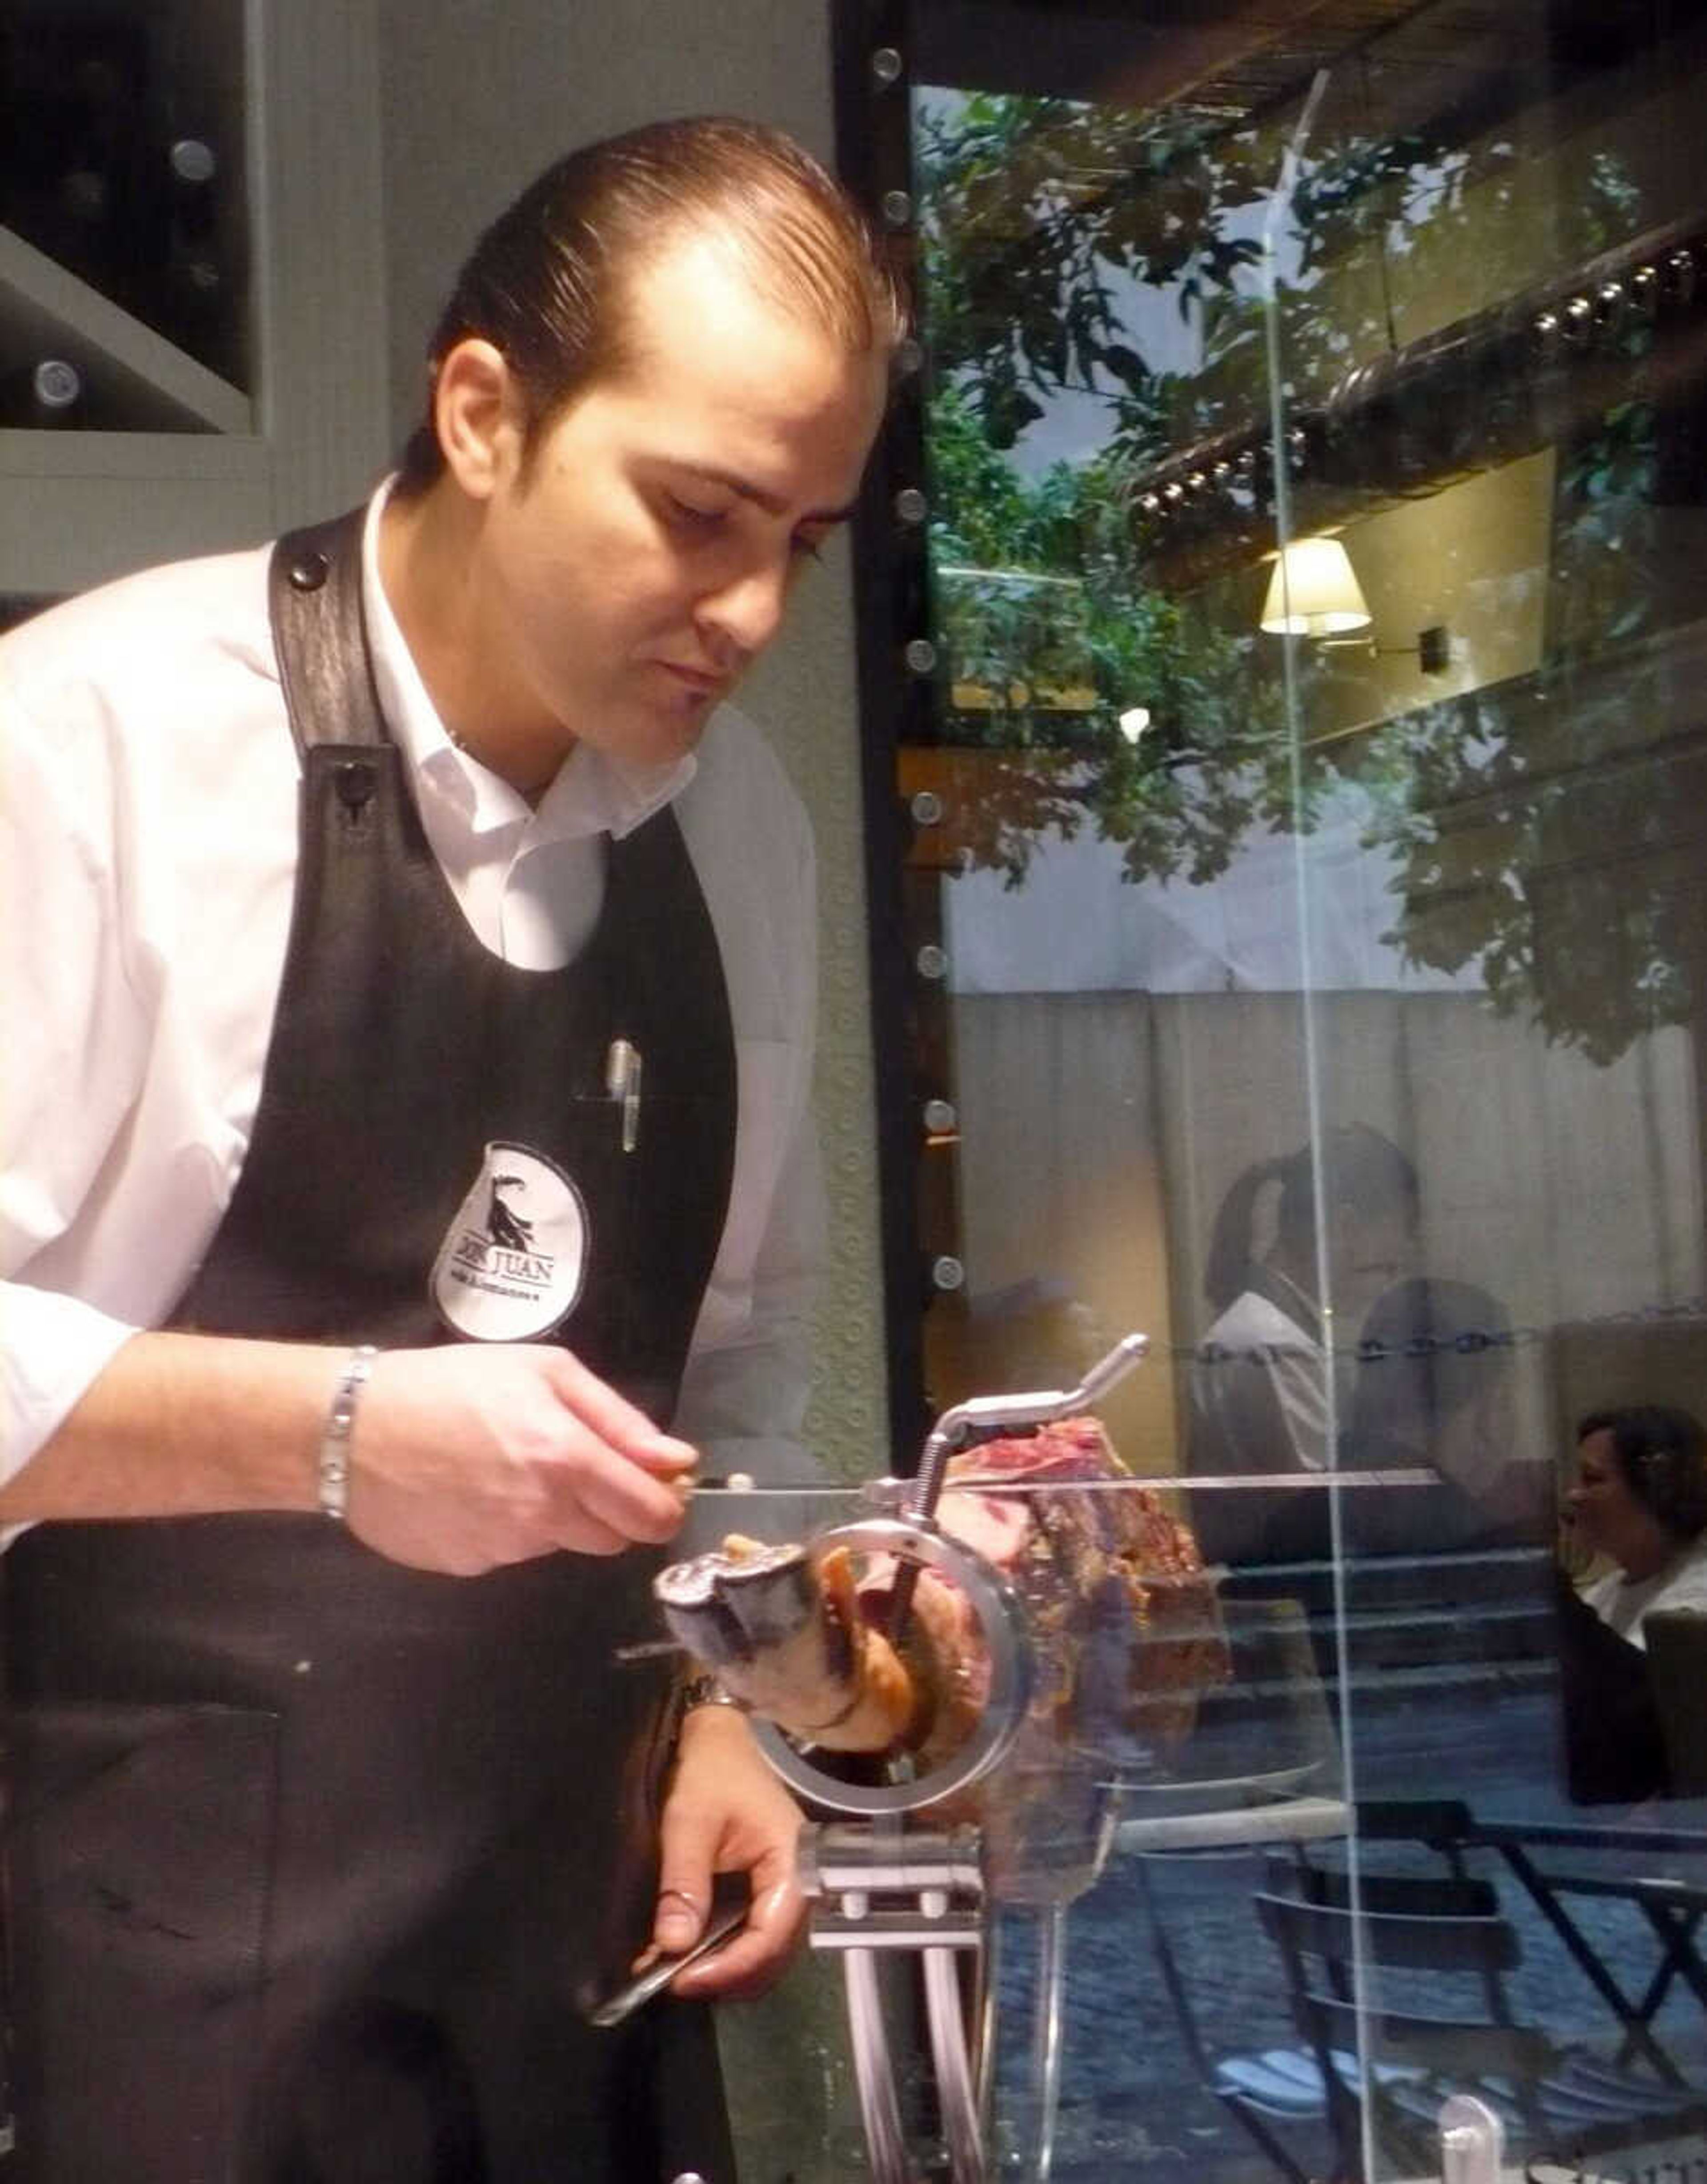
left=333, top=760, right=377, bottom=816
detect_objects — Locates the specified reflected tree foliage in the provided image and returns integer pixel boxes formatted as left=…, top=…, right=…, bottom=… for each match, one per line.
left=917, top=89, right=1692, bottom=1062
left=927, top=380, right=1297, bottom=888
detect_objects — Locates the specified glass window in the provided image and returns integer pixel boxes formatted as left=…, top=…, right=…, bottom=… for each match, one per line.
left=817, top=0, right=1707, bottom=2174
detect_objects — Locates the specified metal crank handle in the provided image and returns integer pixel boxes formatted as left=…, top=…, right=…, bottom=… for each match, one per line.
left=909, top=1330, right=1150, bottom=1523
left=887, top=1329, right=1150, bottom=1648
left=581, top=1886, right=749, bottom=2028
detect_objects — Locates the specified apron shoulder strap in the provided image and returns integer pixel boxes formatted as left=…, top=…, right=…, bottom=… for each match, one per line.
left=268, top=508, right=390, bottom=757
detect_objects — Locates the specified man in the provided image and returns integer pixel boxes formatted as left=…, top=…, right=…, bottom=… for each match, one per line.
left=0, top=116, right=901, bottom=2180
left=1189, top=1125, right=1419, bottom=1566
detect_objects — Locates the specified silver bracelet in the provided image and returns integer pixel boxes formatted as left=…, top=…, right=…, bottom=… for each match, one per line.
left=679, top=1672, right=742, bottom=1716
left=318, top=1343, right=376, bottom=1520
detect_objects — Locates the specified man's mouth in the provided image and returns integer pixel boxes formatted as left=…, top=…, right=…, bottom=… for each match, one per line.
left=657, top=661, right=726, bottom=696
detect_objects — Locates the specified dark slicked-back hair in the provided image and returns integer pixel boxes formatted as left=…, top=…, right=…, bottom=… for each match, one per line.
left=394, top=115, right=907, bottom=497
left=1204, top=1124, right=1419, bottom=1314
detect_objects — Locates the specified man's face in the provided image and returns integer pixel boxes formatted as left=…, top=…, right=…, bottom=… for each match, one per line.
left=468, top=236, right=889, bottom=773
left=1327, top=1194, right=1418, bottom=1325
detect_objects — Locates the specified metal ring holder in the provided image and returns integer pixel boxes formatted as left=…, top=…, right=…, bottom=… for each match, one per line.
left=749, top=1518, right=1033, bottom=1817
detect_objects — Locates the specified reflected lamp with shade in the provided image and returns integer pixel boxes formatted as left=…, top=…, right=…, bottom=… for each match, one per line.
left=1259, top=534, right=1451, bottom=671
left=1259, top=535, right=1372, bottom=637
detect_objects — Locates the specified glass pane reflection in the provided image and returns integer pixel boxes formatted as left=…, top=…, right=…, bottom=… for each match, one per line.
left=848, top=0, right=1707, bottom=2175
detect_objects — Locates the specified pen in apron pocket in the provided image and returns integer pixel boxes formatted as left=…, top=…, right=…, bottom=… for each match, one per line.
left=605, top=1038, right=642, bottom=1152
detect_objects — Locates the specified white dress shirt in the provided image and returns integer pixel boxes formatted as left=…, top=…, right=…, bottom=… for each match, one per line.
left=1191, top=1283, right=1333, bottom=1474
left=0, top=488, right=824, bottom=1486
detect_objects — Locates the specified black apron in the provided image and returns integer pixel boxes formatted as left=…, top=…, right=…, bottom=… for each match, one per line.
left=4, top=512, right=740, bottom=2184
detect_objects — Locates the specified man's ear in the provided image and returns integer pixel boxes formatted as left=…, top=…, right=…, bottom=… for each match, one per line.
left=433, top=337, right=524, bottom=499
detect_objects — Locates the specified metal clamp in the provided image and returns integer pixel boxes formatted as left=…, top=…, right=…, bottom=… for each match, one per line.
left=886, top=1332, right=1149, bottom=1647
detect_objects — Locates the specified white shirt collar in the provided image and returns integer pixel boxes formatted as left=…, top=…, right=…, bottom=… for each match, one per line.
left=358, top=479, right=696, bottom=845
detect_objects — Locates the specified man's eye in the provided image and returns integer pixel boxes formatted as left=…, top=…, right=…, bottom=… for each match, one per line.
left=665, top=495, right=728, bottom=533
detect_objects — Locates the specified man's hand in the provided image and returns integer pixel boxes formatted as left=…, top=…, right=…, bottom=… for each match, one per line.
left=646, top=1704, right=807, bottom=2002
left=348, top=1343, right=697, bottom=1573
left=0, top=1329, right=693, bottom=1577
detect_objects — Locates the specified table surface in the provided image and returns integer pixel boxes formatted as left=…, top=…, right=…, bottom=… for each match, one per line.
left=1113, top=1791, right=1350, bottom=1853
left=1469, top=1810, right=1707, bottom=1862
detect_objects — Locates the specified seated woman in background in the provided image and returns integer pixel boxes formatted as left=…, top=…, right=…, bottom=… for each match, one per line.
left=1556, top=1405, right=1707, bottom=1803
left=1566, top=1405, right=1707, bottom=1646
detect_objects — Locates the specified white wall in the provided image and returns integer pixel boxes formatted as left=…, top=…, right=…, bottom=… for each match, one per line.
left=375, top=0, right=891, bottom=1483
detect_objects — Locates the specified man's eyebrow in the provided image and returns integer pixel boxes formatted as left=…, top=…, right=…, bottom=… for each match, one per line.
left=669, top=461, right=857, bottom=526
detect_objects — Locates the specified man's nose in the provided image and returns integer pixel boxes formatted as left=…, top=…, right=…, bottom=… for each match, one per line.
left=697, top=555, right=791, bottom=658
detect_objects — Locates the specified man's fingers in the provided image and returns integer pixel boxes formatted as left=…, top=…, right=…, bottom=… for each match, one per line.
left=547, top=1510, right=631, bottom=1557
left=544, top=1349, right=699, bottom=1473
left=346, top=1341, right=695, bottom=1569
left=565, top=1448, right=689, bottom=1545
left=669, top=1873, right=805, bottom=2000
left=652, top=1864, right=714, bottom=1955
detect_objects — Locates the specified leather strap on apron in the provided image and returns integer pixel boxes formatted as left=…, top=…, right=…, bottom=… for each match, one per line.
left=4, top=509, right=741, bottom=2184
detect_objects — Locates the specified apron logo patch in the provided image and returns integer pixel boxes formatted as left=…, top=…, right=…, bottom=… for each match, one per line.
left=431, top=1142, right=588, bottom=1340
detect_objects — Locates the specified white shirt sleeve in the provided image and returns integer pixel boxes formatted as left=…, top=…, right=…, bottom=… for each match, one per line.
left=672, top=708, right=825, bottom=1482
left=673, top=1101, right=827, bottom=1481
left=0, top=656, right=151, bottom=1478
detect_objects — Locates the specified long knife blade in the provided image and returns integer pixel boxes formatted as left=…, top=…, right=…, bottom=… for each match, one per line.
left=686, top=1468, right=1441, bottom=1495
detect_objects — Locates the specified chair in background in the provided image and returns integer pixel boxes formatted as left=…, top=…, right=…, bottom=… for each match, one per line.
left=1139, top=1803, right=1472, bottom=2184
left=1146, top=1800, right=1707, bottom=2184
left=1644, top=1608, right=1707, bottom=1796
left=1229, top=1803, right=1707, bottom=2181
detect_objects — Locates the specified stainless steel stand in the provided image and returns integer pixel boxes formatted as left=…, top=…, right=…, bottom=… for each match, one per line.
left=802, top=1823, right=989, bottom=2184
left=1023, top=1903, right=1066, bottom=2184
left=1438, top=2094, right=1505, bottom=2184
